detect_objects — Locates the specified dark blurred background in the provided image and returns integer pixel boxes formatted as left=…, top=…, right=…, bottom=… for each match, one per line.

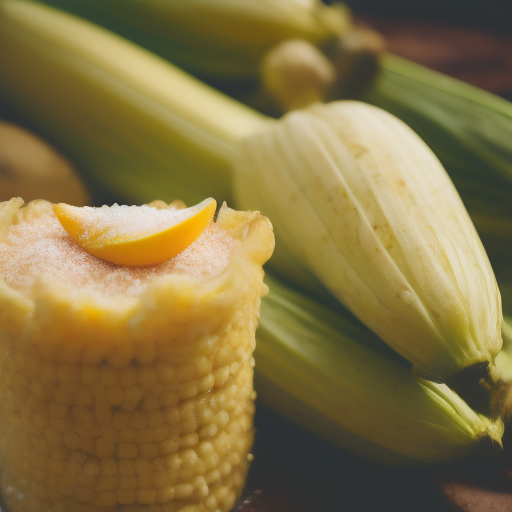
left=342, top=0, right=512, bottom=101
left=342, top=0, right=512, bottom=34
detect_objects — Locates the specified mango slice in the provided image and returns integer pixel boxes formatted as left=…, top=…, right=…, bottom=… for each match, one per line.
left=53, top=198, right=216, bottom=266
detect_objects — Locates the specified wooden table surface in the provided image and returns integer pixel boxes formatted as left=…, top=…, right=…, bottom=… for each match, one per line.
left=234, top=17, right=512, bottom=512
left=235, top=405, right=512, bottom=512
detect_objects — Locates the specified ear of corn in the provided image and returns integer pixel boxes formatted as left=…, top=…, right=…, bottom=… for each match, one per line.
left=0, top=0, right=265, bottom=206
left=235, top=100, right=503, bottom=386
left=33, top=0, right=352, bottom=84
left=363, top=54, right=512, bottom=271
left=256, top=274, right=503, bottom=464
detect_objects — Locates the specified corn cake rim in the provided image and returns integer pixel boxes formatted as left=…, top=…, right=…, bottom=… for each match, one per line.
left=0, top=198, right=274, bottom=339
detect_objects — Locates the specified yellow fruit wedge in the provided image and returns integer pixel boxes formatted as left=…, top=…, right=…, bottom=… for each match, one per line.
left=53, top=198, right=216, bottom=266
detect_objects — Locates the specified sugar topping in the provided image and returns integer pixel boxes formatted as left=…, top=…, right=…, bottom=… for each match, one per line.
left=0, top=210, right=241, bottom=298
left=71, top=203, right=203, bottom=244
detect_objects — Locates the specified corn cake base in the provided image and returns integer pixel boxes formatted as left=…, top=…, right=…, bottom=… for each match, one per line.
left=0, top=198, right=274, bottom=512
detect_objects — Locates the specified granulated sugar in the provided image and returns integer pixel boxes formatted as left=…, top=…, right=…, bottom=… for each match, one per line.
left=0, top=210, right=240, bottom=297
left=71, top=204, right=201, bottom=244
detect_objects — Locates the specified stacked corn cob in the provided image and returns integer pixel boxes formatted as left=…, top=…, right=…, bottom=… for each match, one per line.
left=0, top=198, right=274, bottom=512
left=0, top=0, right=510, bottom=475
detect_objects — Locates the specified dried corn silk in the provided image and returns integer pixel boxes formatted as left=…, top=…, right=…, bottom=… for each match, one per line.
left=0, top=199, right=274, bottom=512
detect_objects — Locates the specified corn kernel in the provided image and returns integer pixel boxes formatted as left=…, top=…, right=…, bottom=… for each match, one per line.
left=156, top=485, right=174, bottom=504
left=138, top=366, right=157, bottom=387
left=100, top=458, right=118, bottom=475
left=80, top=365, right=98, bottom=385
left=93, top=490, right=117, bottom=507
left=174, top=483, right=194, bottom=500
left=119, top=428, right=137, bottom=443
left=106, top=386, right=124, bottom=405
left=140, top=443, right=159, bottom=458
left=163, top=407, right=180, bottom=425
left=95, top=437, right=115, bottom=458
left=50, top=444, right=69, bottom=461
left=119, top=459, right=135, bottom=476
left=160, top=390, right=179, bottom=408
left=181, top=433, right=198, bottom=448
left=159, top=437, right=180, bottom=455
left=116, top=443, right=138, bottom=459
left=119, top=474, right=138, bottom=489
left=148, top=410, right=164, bottom=428
left=138, top=473, right=154, bottom=488
left=134, top=457, right=152, bottom=476
left=137, top=487, right=157, bottom=505
left=83, top=461, right=101, bottom=477
left=135, top=342, right=157, bottom=366
left=141, top=393, right=161, bottom=412
left=117, top=488, right=136, bottom=505
left=49, top=402, right=68, bottom=420
left=80, top=437, right=96, bottom=454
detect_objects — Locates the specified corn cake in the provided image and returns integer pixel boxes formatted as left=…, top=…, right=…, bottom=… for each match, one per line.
left=0, top=198, right=274, bottom=512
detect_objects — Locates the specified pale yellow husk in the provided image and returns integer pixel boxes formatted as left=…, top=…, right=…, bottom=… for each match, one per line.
left=235, top=101, right=502, bottom=382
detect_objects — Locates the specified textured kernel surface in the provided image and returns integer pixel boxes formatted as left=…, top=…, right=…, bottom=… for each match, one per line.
left=0, top=203, right=272, bottom=512
left=0, top=318, right=256, bottom=512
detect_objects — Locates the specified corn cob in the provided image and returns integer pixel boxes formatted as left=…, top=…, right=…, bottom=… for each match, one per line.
left=256, top=274, right=504, bottom=465
left=33, top=0, right=352, bottom=85
left=235, top=101, right=503, bottom=388
left=362, top=55, right=512, bottom=271
left=0, top=2, right=506, bottom=410
left=0, top=197, right=274, bottom=512
left=0, top=0, right=265, bottom=207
